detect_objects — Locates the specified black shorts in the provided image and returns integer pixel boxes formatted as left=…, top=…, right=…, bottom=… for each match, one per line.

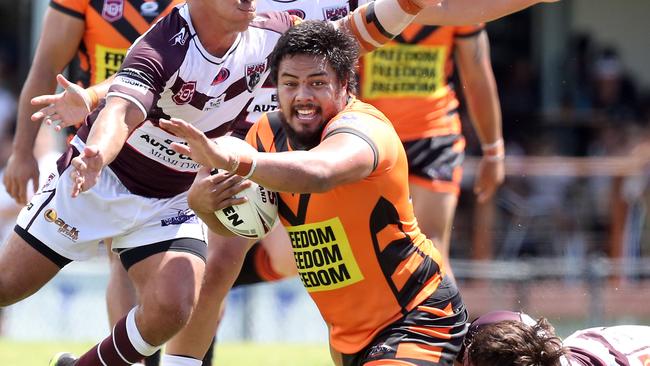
left=115, top=237, right=207, bottom=271
left=403, top=135, right=465, bottom=195
left=342, top=277, right=468, bottom=366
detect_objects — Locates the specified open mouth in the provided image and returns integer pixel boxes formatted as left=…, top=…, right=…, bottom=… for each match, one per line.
left=294, top=106, right=319, bottom=121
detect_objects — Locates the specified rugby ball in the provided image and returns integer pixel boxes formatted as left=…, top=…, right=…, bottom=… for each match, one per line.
left=214, top=179, right=278, bottom=240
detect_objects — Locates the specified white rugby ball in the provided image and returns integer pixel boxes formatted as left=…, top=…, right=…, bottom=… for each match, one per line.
left=214, top=180, right=278, bottom=240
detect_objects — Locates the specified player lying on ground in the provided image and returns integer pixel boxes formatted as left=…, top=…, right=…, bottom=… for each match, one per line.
left=458, top=310, right=650, bottom=366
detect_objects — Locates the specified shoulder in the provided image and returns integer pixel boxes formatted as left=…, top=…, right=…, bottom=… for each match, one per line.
left=324, top=100, right=392, bottom=137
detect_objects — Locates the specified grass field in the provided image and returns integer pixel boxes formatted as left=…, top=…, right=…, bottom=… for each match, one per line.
left=0, top=340, right=333, bottom=366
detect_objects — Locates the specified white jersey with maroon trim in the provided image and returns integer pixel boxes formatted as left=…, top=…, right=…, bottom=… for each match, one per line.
left=562, top=326, right=650, bottom=366
left=76, top=4, right=296, bottom=198
left=242, top=0, right=370, bottom=126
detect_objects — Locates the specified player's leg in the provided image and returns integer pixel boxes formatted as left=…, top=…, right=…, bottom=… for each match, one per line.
left=105, top=241, right=137, bottom=326
left=410, top=186, right=458, bottom=280
left=163, top=230, right=256, bottom=364
left=0, top=231, right=63, bottom=306
left=105, top=240, right=163, bottom=366
left=404, top=135, right=464, bottom=281
left=69, top=242, right=206, bottom=366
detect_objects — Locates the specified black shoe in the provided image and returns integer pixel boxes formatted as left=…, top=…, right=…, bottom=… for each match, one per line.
left=48, top=352, right=77, bottom=366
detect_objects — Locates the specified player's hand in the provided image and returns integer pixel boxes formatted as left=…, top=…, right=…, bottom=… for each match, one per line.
left=188, top=167, right=251, bottom=214
left=31, top=74, right=93, bottom=131
left=473, top=156, right=505, bottom=203
left=159, top=118, right=231, bottom=169
left=70, top=145, right=104, bottom=197
left=3, top=153, right=40, bottom=205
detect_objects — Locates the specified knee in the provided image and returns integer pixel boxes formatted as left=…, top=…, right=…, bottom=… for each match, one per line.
left=149, top=286, right=196, bottom=330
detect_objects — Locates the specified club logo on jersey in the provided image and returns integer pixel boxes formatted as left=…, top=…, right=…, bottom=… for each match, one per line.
left=212, top=68, right=230, bottom=85
left=245, top=62, right=266, bottom=92
left=172, top=81, right=196, bottom=105
left=322, top=5, right=348, bottom=21
left=367, top=344, right=394, bottom=359
left=203, top=94, right=226, bottom=112
left=170, top=27, right=189, bottom=46
left=44, top=209, right=79, bottom=241
left=140, top=1, right=160, bottom=17
left=40, top=173, right=57, bottom=192
left=102, top=0, right=124, bottom=22
left=286, top=9, right=306, bottom=19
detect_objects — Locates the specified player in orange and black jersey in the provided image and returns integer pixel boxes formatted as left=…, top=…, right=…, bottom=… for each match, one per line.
left=3, top=2, right=184, bottom=366
left=162, top=21, right=468, bottom=366
left=360, top=24, right=505, bottom=280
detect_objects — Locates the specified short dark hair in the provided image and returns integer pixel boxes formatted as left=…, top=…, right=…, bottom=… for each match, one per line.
left=466, top=318, right=565, bottom=366
left=269, top=20, right=359, bottom=93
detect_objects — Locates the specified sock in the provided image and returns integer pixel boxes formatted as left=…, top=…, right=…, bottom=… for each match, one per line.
left=144, top=350, right=161, bottom=366
left=76, top=307, right=159, bottom=366
left=161, top=355, right=202, bottom=366
left=201, top=337, right=216, bottom=366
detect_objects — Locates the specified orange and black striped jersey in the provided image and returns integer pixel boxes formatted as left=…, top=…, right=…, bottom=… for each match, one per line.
left=245, top=98, right=444, bottom=353
left=360, top=24, right=484, bottom=141
left=50, top=0, right=183, bottom=86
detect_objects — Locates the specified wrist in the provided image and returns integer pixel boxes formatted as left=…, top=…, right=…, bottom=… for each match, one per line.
left=86, top=87, right=99, bottom=111
left=481, top=138, right=505, bottom=160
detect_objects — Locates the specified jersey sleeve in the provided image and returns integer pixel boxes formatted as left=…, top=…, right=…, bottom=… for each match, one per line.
left=49, top=0, right=86, bottom=19
left=322, top=112, right=399, bottom=174
left=106, top=10, right=189, bottom=118
left=455, top=24, right=485, bottom=38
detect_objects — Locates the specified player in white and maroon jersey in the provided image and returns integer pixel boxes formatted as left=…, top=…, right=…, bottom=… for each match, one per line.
left=458, top=311, right=650, bottom=366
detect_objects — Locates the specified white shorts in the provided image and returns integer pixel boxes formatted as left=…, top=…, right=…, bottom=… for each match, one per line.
left=15, top=163, right=207, bottom=263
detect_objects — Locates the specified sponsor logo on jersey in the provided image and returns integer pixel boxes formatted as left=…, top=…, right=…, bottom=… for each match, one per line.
left=44, top=209, right=79, bottom=241
left=172, top=81, right=197, bottom=105
left=245, top=62, right=266, bottom=92
left=203, top=94, right=226, bottom=112
left=170, top=27, right=189, bottom=46
left=322, top=5, right=348, bottom=21
left=140, top=0, right=160, bottom=17
left=102, top=0, right=124, bottom=22
left=212, top=68, right=230, bottom=85
left=286, top=217, right=364, bottom=292
left=114, top=70, right=150, bottom=95
left=286, top=9, right=306, bottom=19
left=161, top=209, right=197, bottom=226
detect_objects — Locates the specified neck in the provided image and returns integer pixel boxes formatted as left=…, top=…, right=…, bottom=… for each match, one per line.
left=188, top=1, right=240, bottom=57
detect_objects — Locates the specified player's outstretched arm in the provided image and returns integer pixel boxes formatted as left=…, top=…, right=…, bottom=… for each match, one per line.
left=160, top=116, right=377, bottom=193
left=455, top=30, right=505, bottom=202
left=4, top=7, right=83, bottom=204
left=70, top=96, right=144, bottom=196
left=31, top=74, right=114, bottom=131
left=414, top=0, right=559, bottom=25
left=334, top=0, right=425, bottom=54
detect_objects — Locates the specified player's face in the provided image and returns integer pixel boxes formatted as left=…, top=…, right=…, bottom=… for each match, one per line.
left=277, top=54, right=348, bottom=150
left=204, top=0, right=256, bottom=31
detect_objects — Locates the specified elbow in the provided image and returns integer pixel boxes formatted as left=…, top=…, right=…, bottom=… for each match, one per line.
left=302, top=163, right=337, bottom=193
